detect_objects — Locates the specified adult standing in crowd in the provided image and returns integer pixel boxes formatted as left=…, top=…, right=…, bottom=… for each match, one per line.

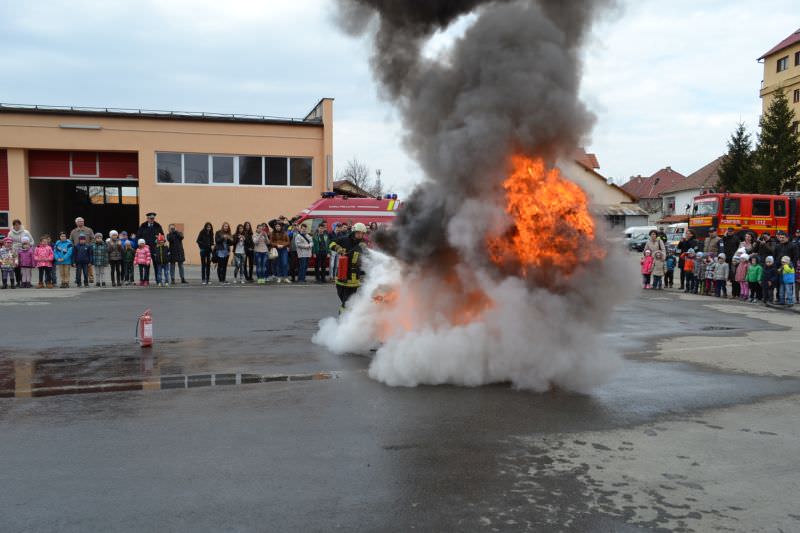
left=167, top=224, right=187, bottom=284
left=69, top=217, right=95, bottom=283
left=740, top=231, right=755, bottom=254
left=793, top=228, right=800, bottom=245
left=294, top=223, right=312, bottom=283
left=755, top=232, right=775, bottom=263
left=270, top=221, right=290, bottom=283
left=677, top=229, right=698, bottom=290
left=721, top=227, right=741, bottom=288
left=243, top=221, right=255, bottom=283
left=643, top=230, right=665, bottom=256
left=702, top=227, right=720, bottom=256
left=136, top=212, right=163, bottom=284
left=196, top=222, right=214, bottom=285
left=252, top=223, right=270, bottom=284
left=214, top=222, right=234, bottom=284
left=313, top=222, right=330, bottom=283
left=774, top=230, right=798, bottom=303
left=8, top=219, right=33, bottom=285
left=137, top=212, right=164, bottom=251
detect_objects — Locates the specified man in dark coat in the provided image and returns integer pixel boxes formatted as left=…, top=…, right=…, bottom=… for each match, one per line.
left=676, top=230, right=699, bottom=290
left=754, top=232, right=775, bottom=263
left=721, top=227, right=741, bottom=284
left=137, top=212, right=164, bottom=251
left=166, top=224, right=187, bottom=284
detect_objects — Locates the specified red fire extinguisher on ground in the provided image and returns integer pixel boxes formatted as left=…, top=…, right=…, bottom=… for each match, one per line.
left=337, top=254, right=349, bottom=281
left=136, top=309, right=153, bottom=348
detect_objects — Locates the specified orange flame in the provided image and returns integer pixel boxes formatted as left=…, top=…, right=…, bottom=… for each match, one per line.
left=488, top=155, right=603, bottom=278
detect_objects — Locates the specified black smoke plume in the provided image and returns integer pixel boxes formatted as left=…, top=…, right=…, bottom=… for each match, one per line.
left=336, top=0, right=612, bottom=265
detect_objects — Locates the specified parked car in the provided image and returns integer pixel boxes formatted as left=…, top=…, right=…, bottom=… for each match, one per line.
left=627, top=233, right=649, bottom=252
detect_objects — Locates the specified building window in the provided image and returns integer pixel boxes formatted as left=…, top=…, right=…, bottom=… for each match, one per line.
left=184, top=153, right=209, bottom=184
left=794, top=121, right=800, bottom=135
left=752, top=199, right=770, bottom=216
left=794, top=89, right=800, bottom=104
left=777, top=56, right=789, bottom=72
left=156, top=152, right=313, bottom=187
left=265, top=157, right=288, bottom=186
left=239, top=156, right=263, bottom=185
left=290, top=158, right=313, bottom=187
left=121, top=186, right=139, bottom=205
left=156, top=152, right=182, bottom=183
left=796, top=51, right=800, bottom=66
left=212, top=156, right=234, bottom=184
left=0, top=211, right=8, bottom=228
left=105, top=186, right=120, bottom=204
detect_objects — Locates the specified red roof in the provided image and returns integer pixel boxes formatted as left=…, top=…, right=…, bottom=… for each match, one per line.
left=758, top=28, right=800, bottom=60
left=660, top=156, right=724, bottom=194
left=574, top=148, right=600, bottom=171
left=620, top=167, right=686, bottom=200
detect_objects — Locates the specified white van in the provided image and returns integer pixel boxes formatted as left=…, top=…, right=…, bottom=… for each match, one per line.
left=623, top=226, right=657, bottom=240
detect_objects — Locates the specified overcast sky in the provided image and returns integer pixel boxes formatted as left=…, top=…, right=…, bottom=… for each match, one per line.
left=0, top=0, right=796, bottom=191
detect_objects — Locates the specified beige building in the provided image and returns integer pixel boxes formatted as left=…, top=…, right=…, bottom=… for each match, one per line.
left=0, top=99, right=333, bottom=263
left=759, top=28, right=800, bottom=129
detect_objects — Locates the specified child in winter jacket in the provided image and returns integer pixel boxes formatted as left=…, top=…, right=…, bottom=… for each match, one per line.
left=134, top=239, right=152, bottom=286
left=762, top=256, right=778, bottom=304
left=704, top=256, right=715, bottom=295
left=682, top=249, right=696, bottom=293
left=735, top=253, right=750, bottom=300
left=745, top=255, right=763, bottom=303
left=780, top=256, right=795, bottom=306
left=72, top=235, right=93, bottom=288
left=54, top=232, right=73, bottom=288
left=92, top=233, right=109, bottom=287
left=650, top=250, right=666, bottom=289
left=152, top=234, right=171, bottom=286
left=1, top=237, right=18, bottom=289
left=693, top=252, right=705, bottom=294
left=713, top=253, right=729, bottom=298
left=640, top=249, right=654, bottom=289
left=17, top=237, right=35, bottom=288
left=665, top=253, right=677, bottom=288
left=107, top=230, right=124, bottom=287
left=33, top=235, right=54, bottom=288
left=123, top=241, right=135, bottom=285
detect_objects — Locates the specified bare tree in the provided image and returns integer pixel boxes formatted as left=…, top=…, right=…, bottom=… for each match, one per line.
left=337, top=157, right=371, bottom=191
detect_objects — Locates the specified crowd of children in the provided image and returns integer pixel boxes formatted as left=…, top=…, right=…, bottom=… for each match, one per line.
left=641, top=245, right=797, bottom=307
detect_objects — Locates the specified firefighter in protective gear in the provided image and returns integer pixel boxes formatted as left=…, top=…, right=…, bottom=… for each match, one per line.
left=330, top=222, right=368, bottom=311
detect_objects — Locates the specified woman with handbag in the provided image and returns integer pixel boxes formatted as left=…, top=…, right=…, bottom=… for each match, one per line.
left=214, top=222, right=234, bottom=285
left=270, top=221, right=291, bottom=283
left=196, top=222, right=214, bottom=285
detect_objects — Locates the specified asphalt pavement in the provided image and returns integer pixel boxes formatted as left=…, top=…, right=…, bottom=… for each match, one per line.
left=1, top=281, right=799, bottom=532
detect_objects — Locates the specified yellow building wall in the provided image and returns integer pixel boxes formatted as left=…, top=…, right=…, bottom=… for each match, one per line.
left=760, top=41, right=800, bottom=121
left=0, top=100, right=333, bottom=263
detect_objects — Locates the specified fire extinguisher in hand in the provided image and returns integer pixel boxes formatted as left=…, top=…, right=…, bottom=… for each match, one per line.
left=136, top=309, right=153, bottom=347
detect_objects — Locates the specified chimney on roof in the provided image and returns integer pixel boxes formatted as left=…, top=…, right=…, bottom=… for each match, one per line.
left=666, top=166, right=672, bottom=171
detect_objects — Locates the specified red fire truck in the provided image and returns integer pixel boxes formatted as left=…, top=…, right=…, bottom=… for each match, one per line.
left=689, top=192, right=800, bottom=239
left=293, top=193, right=401, bottom=231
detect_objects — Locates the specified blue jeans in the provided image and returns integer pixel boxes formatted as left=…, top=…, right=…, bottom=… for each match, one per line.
left=780, top=282, right=795, bottom=305
left=255, top=252, right=268, bottom=279
left=278, top=248, right=289, bottom=278
left=155, top=264, right=169, bottom=284
left=169, top=261, right=185, bottom=283
left=75, top=263, right=89, bottom=285
left=297, top=257, right=309, bottom=282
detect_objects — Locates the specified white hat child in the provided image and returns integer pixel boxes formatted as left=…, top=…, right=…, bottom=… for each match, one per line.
left=137, top=239, right=146, bottom=245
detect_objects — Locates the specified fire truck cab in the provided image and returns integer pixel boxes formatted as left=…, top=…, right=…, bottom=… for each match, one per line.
left=293, top=192, right=401, bottom=231
left=689, top=192, right=800, bottom=240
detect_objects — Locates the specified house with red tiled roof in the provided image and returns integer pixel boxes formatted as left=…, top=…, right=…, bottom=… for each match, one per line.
left=563, top=149, right=649, bottom=229
left=658, top=156, right=724, bottom=223
left=620, top=167, right=686, bottom=222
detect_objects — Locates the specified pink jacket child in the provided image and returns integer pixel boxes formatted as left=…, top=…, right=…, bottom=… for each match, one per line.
left=641, top=250, right=654, bottom=275
left=735, top=254, right=750, bottom=299
left=134, top=245, right=151, bottom=265
left=33, top=243, right=54, bottom=268
left=18, top=244, right=36, bottom=269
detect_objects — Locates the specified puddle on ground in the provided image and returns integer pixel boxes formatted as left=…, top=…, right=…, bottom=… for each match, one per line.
left=0, top=352, right=340, bottom=398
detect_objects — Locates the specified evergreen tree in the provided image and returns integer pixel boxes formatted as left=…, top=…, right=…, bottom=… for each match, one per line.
left=754, top=88, right=800, bottom=193
left=717, top=122, right=754, bottom=192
